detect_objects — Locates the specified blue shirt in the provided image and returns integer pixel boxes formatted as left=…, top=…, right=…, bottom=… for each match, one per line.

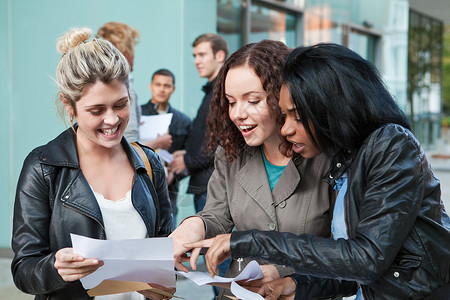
left=332, top=174, right=363, bottom=300
left=261, top=147, right=286, bottom=191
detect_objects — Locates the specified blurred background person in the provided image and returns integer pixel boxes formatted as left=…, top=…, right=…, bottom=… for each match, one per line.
left=141, top=68, right=191, bottom=227
left=97, top=21, right=141, bottom=142
left=169, top=33, right=228, bottom=214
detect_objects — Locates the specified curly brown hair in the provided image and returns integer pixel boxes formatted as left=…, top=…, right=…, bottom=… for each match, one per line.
left=206, top=40, right=291, bottom=161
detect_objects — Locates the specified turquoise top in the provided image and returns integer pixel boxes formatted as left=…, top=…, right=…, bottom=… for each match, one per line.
left=261, top=146, right=287, bottom=191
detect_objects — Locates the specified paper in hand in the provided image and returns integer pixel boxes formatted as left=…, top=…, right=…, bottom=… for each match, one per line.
left=70, top=233, right=175, bottom=294
left=140, top=114, right=173, bottom=141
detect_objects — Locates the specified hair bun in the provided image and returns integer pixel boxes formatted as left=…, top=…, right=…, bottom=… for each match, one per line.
left=56, top=27, right=92, bottom=54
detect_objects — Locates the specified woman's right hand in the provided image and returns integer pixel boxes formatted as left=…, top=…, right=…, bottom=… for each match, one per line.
left=169, top=217, right=206, bottom=272
left=257, top=277, right=296, bottom=300
left=54, top=247, right=104, bottom=282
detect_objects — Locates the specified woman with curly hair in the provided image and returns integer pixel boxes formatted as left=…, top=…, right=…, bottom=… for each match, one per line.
left=170, top=40, right=346, bottom=299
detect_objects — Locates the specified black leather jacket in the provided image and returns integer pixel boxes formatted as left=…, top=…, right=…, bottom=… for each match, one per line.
left=230, top=124, right=450, bottom=299
left=11, top=128, right=173, bottom=299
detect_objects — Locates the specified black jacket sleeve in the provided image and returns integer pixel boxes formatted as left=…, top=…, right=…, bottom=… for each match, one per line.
left=11, top=150, right=70, bottom=294
left=290, top=274, right=357, bottom=300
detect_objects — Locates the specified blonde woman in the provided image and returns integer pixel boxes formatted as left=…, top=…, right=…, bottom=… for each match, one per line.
left=11, top=28, right=173, bottom=300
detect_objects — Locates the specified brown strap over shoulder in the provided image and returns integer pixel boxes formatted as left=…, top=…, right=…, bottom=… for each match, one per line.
left=130, top=142, right=153, bottom=181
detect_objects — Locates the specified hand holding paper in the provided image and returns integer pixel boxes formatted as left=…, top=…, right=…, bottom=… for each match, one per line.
left=183, top=233, right=232, bottom=277
left=140, top=114, right=173, bottom=141
left=70, top=233, right=175, bottom=296
left=176, top=260, right=265, bottom=300
left=54, top=247, right=104, bottom=282
left=70, top=233, right=270, bottom=299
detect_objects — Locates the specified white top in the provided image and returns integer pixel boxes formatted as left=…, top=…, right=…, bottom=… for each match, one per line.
left=93, top=189, right=147, bottom=300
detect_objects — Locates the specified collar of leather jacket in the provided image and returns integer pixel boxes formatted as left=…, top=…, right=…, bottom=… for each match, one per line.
left=38, top=125, right=148, bottom=175
left=323, top=148, right=356, bottom=186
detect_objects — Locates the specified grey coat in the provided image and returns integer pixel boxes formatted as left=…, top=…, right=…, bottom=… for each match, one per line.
left=197, top=145, right=335, bottom=296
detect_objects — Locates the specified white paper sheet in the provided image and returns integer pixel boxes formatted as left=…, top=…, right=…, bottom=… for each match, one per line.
left=176, top=260, right=264, bottom=285
left=230, top=281, right=265, bottom=300
left=157, top=149, right=174, bottom=163
left=177, top=260, right=265, bottom=299
left=139, top=114, right=173, bottom=141
left=70, top=234, right=176, bottom=289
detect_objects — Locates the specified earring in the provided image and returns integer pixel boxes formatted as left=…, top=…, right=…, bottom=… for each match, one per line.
left=69, top=114, right=74, bottom=124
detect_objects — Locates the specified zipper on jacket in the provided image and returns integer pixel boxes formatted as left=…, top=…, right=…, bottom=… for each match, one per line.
left=62, top=203, right=106, bottom=236
left=237, top=258, right=243, bottom=271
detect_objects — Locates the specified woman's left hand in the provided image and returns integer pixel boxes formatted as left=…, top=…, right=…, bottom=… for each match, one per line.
left=183, top=233, right=232, bottom=277
left=138, top=283, right=176, bottom=300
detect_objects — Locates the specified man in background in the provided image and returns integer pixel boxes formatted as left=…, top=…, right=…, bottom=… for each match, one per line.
left=169, top=33, right=228, bottom=213
left=142, top=69, right=191, bottom=225
left=97, top=22, right=141, bottom=142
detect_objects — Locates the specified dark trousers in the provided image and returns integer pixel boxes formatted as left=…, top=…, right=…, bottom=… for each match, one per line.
left=193, top=192, right=207, bottom=213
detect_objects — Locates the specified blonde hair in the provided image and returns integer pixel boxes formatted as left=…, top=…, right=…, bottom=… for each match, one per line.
left=55, top=27, right=130, bottom=120
left=96, top=22, right=139, bottom=55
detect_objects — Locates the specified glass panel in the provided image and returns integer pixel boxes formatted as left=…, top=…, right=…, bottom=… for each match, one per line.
left=304, top=3, right=341, bottom=45
left=348, top=30, right=377, bottom=63
left=281, top=0, right=305, bottom=7
left=217, top=0, right=241, bottom=53
left=407, top=10, right=444, bottom=146
left=249, top=4, right=296, bottom=47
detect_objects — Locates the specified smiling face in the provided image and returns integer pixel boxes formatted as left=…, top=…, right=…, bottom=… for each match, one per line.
left=279, top=85, right=321, bottom=159
left=226, top=66, right=280, bottom=148
left=70, top=79, right=130, bottom=150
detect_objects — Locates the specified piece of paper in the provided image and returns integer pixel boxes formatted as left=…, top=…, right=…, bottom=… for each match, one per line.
left=157, top=149, right=174, bottom=163
left=176, top=260, right=265, bottom=299
left=176, top=260, right=264, bottom=286
left=140, top=114, right=173, bottom=141
left=230, top=281, right=264, bottom=300
left=70, top=234, right=176, bottom=292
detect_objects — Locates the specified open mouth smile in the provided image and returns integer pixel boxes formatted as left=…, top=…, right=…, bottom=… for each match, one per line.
left=99, top=126, right=119, bottom=136
left=240, top=125, right=257, bottom=132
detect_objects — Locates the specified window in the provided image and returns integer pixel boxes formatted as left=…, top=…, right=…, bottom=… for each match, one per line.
left=345, top=25, right=380, bottom=63
left=217, top=0, right=303, bottom=53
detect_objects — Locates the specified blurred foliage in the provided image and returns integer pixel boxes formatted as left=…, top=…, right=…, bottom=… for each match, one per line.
left=443, top=25, right=450, bottom=114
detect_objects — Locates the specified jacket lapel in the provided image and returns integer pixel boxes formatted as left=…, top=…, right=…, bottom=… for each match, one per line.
left=38, top=128, right=104, bottom=225
left=60, top=170, right=104, bottom=225
left=272, top=158, right=301, bottom=206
